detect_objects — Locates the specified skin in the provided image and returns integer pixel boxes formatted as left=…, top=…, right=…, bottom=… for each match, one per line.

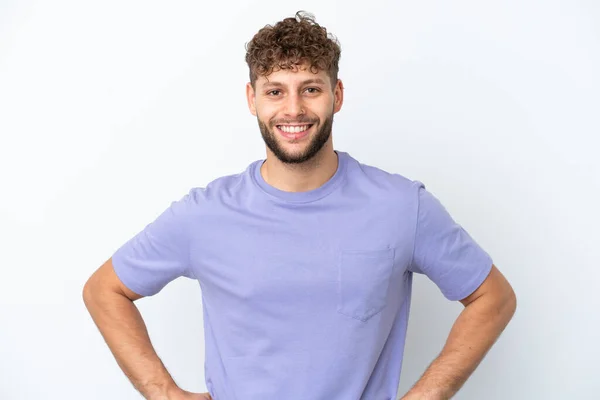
left=246, top=62, right=344, bottom=193
left=401, top=265, right=516, bottom=399
left=82, top=257, right=212, bottom=400
left=83, top=60, right=516, bottom=399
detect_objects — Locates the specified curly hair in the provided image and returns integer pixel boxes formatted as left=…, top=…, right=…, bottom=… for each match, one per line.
left=245, top=11, right=341, bottom=89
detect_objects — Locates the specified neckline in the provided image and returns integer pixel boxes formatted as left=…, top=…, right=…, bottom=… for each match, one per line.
left=251, top=150, right=348, bottom=204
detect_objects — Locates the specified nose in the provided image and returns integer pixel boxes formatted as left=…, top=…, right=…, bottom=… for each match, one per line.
left=283, top=93, right=305, bottom=118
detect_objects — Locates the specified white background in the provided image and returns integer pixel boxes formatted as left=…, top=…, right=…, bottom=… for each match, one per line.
left=1, top=0, right=598, bottom=399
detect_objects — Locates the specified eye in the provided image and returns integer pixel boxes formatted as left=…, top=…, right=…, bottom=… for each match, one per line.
left=267, top=90, right=281, bottom=96
left=305, top=87, right=320, bottom=94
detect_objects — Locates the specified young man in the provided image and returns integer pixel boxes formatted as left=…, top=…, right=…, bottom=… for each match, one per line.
left=83, top=11, right=516, bottom=400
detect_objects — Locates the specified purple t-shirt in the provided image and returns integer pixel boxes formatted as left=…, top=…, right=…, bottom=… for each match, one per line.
left=112, top=150, right=493, bottom=400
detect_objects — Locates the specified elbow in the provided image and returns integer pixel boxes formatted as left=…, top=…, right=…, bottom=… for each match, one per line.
left=82, top=271, right=105, bottom=309
left=509, top=287, right=517, bottom=315
left=82, top=277, right=96, bottom=309
left=502, top=285, right=517, bottom=323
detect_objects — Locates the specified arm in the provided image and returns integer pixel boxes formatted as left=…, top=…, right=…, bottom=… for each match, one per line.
left=402, top=264, right=517, bottom=400
left=82, top=258, right=209, bottom=400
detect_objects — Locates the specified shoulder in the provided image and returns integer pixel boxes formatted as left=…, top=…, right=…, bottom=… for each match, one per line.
left=182, top=161, right=257, bottom=208
left=345, top=153, right=424, bottom=198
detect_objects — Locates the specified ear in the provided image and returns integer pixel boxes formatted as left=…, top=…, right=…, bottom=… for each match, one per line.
left=246, top=82, right=257, bottom=116
left=333, top=79, right=344, bottom=114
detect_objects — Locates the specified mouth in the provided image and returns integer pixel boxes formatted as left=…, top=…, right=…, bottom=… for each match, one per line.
left=275, top=124, right=314, bottom=140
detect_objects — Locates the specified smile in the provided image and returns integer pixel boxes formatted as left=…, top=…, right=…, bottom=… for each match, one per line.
left=275, top=124, right=314, bottom=140
left=276, top=124, right=313, bottom=133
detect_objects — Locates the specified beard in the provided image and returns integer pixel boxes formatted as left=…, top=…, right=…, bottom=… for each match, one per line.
left=257, top=110, right=334, bottom=165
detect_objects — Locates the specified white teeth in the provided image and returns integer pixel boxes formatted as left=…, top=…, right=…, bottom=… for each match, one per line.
left=279, top=125, right=310, bottom=133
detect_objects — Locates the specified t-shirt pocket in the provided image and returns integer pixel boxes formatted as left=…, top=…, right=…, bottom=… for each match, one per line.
left=337, top=247, right=395, bottom=321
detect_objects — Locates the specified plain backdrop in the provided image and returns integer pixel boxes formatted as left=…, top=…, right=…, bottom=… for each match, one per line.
left=1, top=0, right=598, bottom=399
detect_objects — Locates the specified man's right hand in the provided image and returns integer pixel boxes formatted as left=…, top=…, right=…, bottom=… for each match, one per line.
left=165, top=387, right=213, bottom=400
left=178, top=391, right=212, bottom=400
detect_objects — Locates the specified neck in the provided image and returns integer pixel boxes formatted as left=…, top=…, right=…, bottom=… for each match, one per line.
left=261, top=145, right=339, bottom=193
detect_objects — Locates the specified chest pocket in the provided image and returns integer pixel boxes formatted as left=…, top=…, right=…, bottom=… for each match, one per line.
left=337, top=247, right=396, bottom=321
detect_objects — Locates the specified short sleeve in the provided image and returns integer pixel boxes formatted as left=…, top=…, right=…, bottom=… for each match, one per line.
left=408, top=181, right=493, bottom=301
left=111, top=190, right=196, bottom=297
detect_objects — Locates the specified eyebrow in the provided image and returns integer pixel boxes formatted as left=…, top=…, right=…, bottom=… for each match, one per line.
left=262, top=78, right=327, bottom=88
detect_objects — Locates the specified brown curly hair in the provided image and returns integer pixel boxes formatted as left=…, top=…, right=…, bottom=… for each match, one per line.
left=245, top=11, right=341, bottom=89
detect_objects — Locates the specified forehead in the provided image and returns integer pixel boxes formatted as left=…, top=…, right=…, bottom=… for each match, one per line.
left=256, top=64, right=331, bottom=87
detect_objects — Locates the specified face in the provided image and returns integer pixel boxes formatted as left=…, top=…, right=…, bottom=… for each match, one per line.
left=246, top=63, right=344, bottom=164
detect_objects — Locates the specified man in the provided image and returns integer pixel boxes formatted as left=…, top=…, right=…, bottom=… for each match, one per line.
left=83, top=11, right=516, bottom=400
